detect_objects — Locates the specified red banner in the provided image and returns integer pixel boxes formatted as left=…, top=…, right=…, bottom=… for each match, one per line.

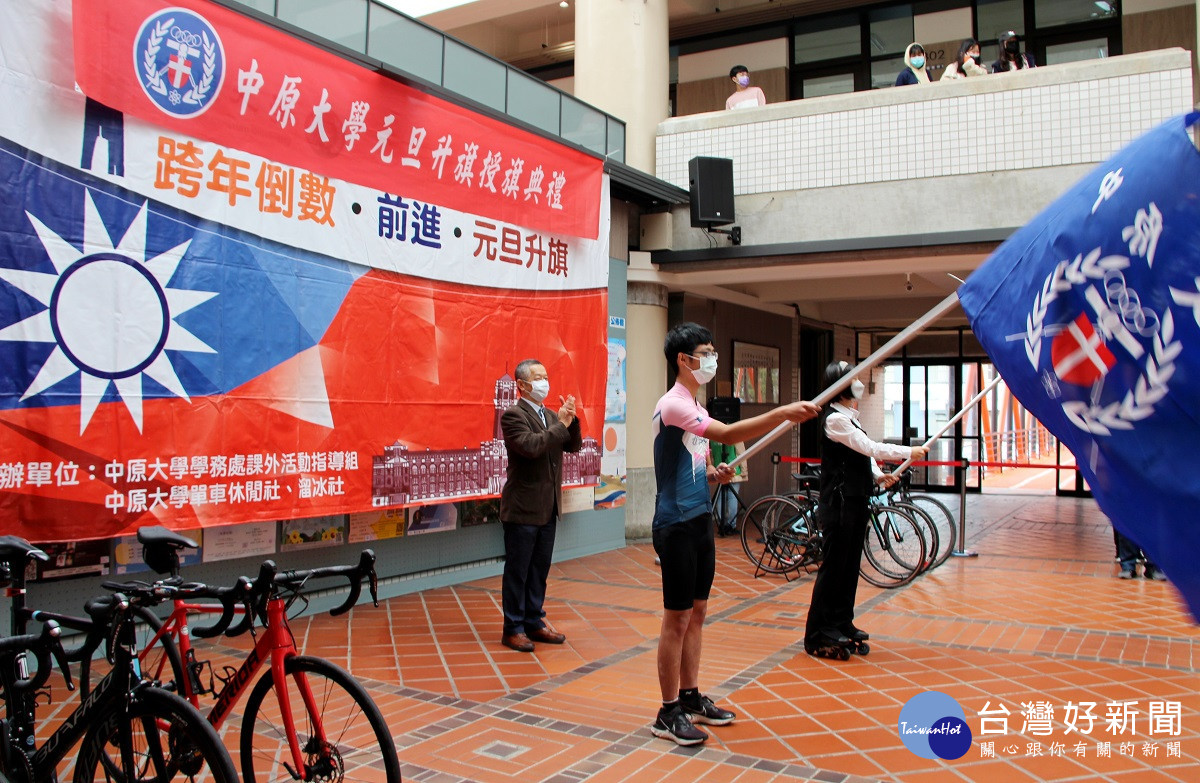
left=72, top=0, right=603, bottom=240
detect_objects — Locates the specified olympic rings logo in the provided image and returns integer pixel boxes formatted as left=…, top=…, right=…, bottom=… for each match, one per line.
left=169, top=27, right=203, bottom=47
left=1103, top=270, right=1159, bottom=337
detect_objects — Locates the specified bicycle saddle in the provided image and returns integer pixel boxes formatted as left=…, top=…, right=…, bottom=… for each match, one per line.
left=0, top=535, right=48, bottom=563
left=137, top=526, right=198, bottom=550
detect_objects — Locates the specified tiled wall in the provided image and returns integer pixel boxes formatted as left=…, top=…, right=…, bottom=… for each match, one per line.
left=656, top=53, right=1194, bottom=196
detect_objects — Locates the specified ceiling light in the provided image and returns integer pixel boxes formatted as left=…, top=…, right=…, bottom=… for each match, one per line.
left=560, top=1, right=569, bottom=7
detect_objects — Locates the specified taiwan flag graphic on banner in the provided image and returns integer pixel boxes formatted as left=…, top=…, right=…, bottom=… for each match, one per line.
left=0, top=0, right=609, bottom=543
left=958, top=113, right=1200, bottom=619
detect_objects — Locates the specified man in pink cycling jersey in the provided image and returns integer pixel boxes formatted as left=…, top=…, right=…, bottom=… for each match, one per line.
left=649, top=322, right=819, bottom=745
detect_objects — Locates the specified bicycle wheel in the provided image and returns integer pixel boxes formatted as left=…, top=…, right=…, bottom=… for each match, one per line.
left=740, top=495, right=811, bottom=574
left=890, top=501, right=939, bottom=574
left=75, top=685, right=238, bottom=783
left=240, top=655, right=401, bottom=783
left=860, top=505, right=925, bottom=588
left=81, top=607, right=185, bottom=699
left=907, top=493, right=957, bottom=568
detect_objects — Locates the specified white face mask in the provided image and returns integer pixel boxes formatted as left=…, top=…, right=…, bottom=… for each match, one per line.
left=690, top=354, right=718, bottom=385
left=525, top=378, right=550, bottom=403
left=850, top=379, right=865, bottom=399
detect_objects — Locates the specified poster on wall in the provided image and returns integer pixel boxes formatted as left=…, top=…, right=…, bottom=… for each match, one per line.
left=595, top=422, right=627, bottom=509
left=458, top=498, right=500, bottom=527
left=200, top=520, right=276, bottom=562
left=406, top=502, right=457, bottom=535
left=605, top=339, right=626, bottom=422
left=0, top=0, right=609, bottom=543
left=26, top=540, right=111, bottom=581
left=348, top=507, right=406, bottom=543
left=281, top=514, right=347, bottom=550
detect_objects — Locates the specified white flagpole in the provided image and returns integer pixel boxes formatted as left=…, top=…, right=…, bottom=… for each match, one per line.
left=728, top=291, right=962, bottom=469
left=889, top=373, right=1003, bottom=477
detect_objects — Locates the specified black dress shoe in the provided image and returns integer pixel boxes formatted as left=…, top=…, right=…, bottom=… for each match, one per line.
left=501, top=633, right=534, bottom=652
left=527, top=627, right=566, bottom=644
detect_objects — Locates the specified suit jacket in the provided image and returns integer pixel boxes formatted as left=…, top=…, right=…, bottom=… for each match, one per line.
left=500, top=400, right=583, bottom=526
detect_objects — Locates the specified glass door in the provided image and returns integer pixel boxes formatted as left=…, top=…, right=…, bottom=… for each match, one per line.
left=881, top=361, right=957, bottom=491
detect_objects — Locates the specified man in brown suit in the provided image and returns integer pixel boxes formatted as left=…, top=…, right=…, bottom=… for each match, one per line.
left=499, top=359, right=582, bottom=652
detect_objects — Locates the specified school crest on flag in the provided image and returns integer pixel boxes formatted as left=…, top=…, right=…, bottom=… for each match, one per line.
left=958, top=112, right=1200, bottom=619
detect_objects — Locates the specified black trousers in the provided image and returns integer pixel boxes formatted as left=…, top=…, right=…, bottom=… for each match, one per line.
left=501, top=518, right=556, bottom=635
left=805, top=493, right=869, bottom=640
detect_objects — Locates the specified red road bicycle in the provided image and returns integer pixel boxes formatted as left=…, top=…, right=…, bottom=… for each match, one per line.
left=84, top=526, right=402, bottom=783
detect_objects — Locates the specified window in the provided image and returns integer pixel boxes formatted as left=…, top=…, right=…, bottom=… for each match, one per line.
left=1036, top=0, right=1117, bottom=28
left=277, top=0, right=368, bottom=53
left=868, top=4, right=913, bottom=58
left=977, top=0, right=1024, bottom=44
left=871, top=56, right=907, bottom=89
left=801, top=72, right=856, bottom=98
left=794, top=13, right=860, bottom=64
left=1044, top=37, right=1109, bottom=65
left=368, top=5, right=445, bottom=85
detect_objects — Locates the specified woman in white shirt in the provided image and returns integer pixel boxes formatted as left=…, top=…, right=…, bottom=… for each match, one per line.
left=942, top=38, right=988, bottom=80
left=804, top=361, right=927, bottom=658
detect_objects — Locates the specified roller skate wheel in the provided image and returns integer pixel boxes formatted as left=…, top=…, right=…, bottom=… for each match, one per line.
left=838, top=647, right=851, bottom=660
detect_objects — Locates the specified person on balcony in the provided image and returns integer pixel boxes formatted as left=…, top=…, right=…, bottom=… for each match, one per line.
left=726, top=65, right=766, bottom=110
left=942, top=38, right=989, bottom=80
left=992, top=31, right=1037, bottom=73
left=895, top=43, right=930, bottom=86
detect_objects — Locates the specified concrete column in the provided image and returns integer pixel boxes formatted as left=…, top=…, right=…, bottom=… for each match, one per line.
left=624, top=281, right=667, bottom=538
left=574, top=0, right=669, bottom=174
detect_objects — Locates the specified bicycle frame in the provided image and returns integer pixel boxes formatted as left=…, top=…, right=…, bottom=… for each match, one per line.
left=4, top=600, right=149, bottom=780
left=141, top=594, right=320, bottom=776
left=24, top=654, right=141, bottom=777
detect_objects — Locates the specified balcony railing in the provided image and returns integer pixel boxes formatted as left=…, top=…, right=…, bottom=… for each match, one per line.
left=656, top=49, right=1193, bottom=197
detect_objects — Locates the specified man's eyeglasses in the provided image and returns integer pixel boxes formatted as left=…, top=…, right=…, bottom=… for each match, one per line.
left=687, top=352, right=718, bottom=362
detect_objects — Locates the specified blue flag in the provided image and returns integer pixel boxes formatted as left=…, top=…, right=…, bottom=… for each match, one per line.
left=959, top=112, right=1200, bottom=619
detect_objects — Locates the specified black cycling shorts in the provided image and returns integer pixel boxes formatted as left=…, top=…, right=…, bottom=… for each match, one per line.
left=652, top=513, right=716, bottom=611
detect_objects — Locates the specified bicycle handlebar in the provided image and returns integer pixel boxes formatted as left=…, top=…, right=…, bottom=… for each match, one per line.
left=99, top=577, right=251, bottom=639
left=0, top=621, right=73, bottom=693
left=242, top=549, right=379, bottom=625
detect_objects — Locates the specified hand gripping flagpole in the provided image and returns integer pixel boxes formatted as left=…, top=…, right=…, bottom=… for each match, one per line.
left=728, top=291, right=963, bottom=470
left=888, top=374, right=1003, bottom=477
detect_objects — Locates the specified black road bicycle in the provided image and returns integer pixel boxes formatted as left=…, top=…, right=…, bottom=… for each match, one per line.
left=0, top=535, right=238, bottom=783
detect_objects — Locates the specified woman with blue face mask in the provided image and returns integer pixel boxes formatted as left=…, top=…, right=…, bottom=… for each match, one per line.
left=895, top=43, right=930, bottom=86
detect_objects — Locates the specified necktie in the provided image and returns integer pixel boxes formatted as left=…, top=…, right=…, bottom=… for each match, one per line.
left=541, top=408, right=550, bottom=428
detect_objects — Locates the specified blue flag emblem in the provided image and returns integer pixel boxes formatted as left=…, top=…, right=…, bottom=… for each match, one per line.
left=134, top=8, right=226, bottom=118
left=959, top=113, right=1200, bottom=618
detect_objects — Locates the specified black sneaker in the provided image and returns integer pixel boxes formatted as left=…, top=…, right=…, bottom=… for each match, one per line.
left=1118, top=568, right=1137, bottom=579
left=1144, top=567, right=1168, bottom=582
left=651, top=704, right=709, bottom=745
left=680, top=692, right=736, bottom=726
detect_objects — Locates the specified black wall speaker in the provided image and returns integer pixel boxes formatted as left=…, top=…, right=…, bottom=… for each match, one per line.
left=707, top=395, right=741, bottom=425
left=688, top=156, right=734, bottom=228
